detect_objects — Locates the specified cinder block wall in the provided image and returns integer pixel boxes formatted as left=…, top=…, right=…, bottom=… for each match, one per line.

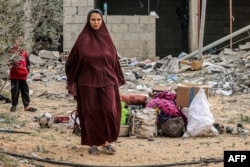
left=63, top=0, right=156, bottom=61
left=63, top=0, right=94, bottom=52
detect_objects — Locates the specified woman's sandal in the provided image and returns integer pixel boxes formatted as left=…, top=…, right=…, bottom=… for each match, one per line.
left=101, top=145, right=116, bottom=154
left=88, top=146, right=99, bottom=155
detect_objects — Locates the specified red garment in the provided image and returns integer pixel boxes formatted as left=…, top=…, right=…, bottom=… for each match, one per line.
left=65, top=12, right=125, bottom=87
left=65, top=9, right=126, bottom=146
left=77, top=85, right=121, bottom=146
left=9, top=46, right=29, bottom=80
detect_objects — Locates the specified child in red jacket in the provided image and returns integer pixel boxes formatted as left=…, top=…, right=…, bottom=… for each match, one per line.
left=9, top=36, right=37, bottom=112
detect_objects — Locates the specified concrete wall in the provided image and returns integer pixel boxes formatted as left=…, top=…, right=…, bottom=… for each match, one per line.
left=63, top=0, right=94, bottom=53
left=105, top=15, right=156, bottom=60
left=63, top=0, right=156, bottom=61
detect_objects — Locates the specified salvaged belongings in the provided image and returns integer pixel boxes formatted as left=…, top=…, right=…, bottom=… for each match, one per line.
left=158, top=116, right=185, bottom=137
left=183, top=88, right=219, bottom=137
left=175, top=83, right=209, bottom=107
left=120, top=94, right=148, bottom=105
left=128, top=108, right=157, bottom=139
left=146, top=90, right=187, bottom=124
left=121, top=102, right=129, bottom=125
left=145, top=90, right=186, bottom=137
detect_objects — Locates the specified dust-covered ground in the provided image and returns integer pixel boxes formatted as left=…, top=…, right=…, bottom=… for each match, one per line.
left=0, top=68, right=250, bottom=167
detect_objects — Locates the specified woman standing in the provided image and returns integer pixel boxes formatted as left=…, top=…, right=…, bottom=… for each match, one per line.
left=65, top=9, right=125, bottom=155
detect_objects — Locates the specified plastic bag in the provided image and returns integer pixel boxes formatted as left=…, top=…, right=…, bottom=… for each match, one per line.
left=183, top=88, right=219, bottom=137
left=68, top=110, right=81, bottom=136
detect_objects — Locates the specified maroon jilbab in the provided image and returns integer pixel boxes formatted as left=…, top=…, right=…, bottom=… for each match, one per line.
left=65, top=9, right=125, bottom=150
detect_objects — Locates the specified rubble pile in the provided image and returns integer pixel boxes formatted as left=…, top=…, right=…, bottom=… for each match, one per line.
left=119, top=47, right=250, bottom=96
left=22, top=43, right=250, bottom=98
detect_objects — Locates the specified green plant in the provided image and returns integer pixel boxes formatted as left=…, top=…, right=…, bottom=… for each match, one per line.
left=0, top=0, right=63, bottom=93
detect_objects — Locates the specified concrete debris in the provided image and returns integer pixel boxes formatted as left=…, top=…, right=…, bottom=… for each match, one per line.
left=124, top=72, right=137, bottom=82
left=222, top=48, right=237, bottom=55
left=120, top=58, right=130, bottom=67
left=119, top=46, right=249, bottom=95
left=226, top=123, right=249, bottom=135
left=29, top=54, right=46, bottom=65
left=239, top=42, right=250, bottom=51
left=38, top=50, right=59, bottom=60
left=17, top=43, right=250, bottom=99
left=136, top=85, right=152, bottom=92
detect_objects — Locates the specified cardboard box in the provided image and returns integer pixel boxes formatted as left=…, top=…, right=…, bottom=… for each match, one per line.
left=152, top=86, right=175, bottom=92
left=175, top=83, right=209, bottom=107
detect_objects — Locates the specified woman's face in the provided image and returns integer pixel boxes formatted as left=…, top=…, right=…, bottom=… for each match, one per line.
left=90, top=12, right=102, bottom=30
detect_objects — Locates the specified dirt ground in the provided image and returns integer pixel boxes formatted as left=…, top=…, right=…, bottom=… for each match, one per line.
left=0, top=68, right=250, bottom=167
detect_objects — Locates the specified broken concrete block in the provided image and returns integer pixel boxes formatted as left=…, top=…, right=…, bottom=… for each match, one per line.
left=239, top=43, right=250, bottom=50
left=223, top=48, right=234, bottom=55
left=29, top=54, right=46, bottom=65
left=38, top=50, right=59, bottom=60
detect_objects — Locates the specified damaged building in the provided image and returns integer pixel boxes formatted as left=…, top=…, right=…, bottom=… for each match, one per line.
left=63, top=0, right=250, bottom=60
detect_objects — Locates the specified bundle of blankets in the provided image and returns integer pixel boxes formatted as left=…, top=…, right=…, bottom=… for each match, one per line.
left=146, top=90, right=187, bottom=124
